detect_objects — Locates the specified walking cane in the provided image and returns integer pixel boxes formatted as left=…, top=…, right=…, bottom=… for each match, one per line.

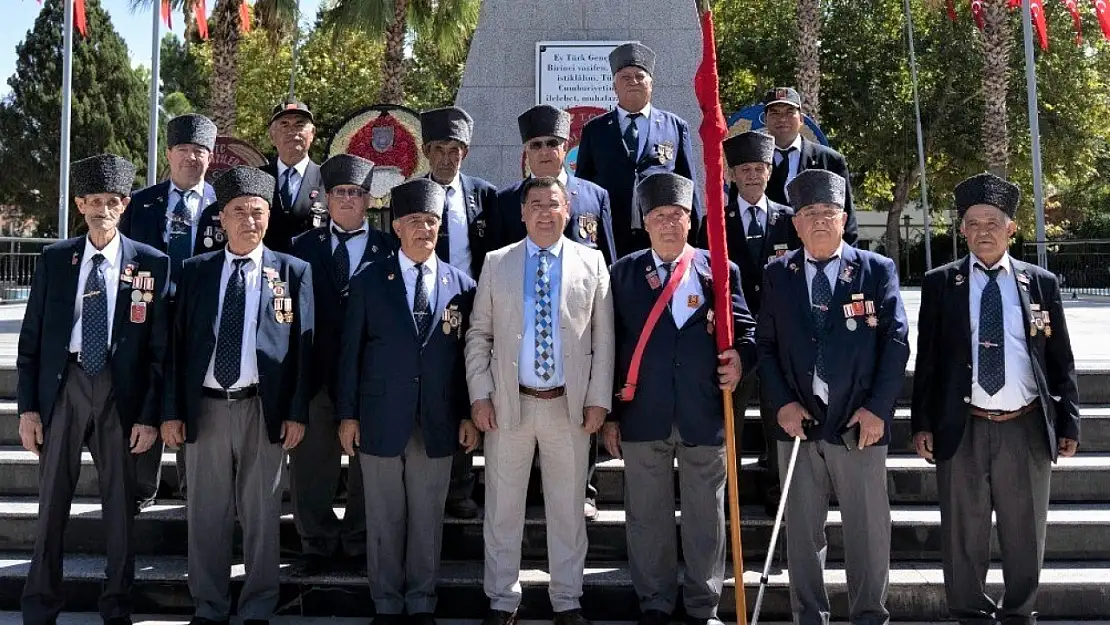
left=750, top=434, right=803, bottom=625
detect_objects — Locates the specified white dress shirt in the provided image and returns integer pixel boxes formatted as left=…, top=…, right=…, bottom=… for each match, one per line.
left=441, top=176, right=473, bottom=278
left=276, top=156, right=310, bottom=206
left=968, top=252, right=1038, bottom=410
left=773, top=135, right=803, bottom=201
left=203, top=245, right=265, bottom=389
left=738, top=195, right=769, bottom=234
left=330, top=220, right=370, bottom=279
left=653, top=250, right=704, bottom=328
left=618, top=103, right=652, bottom=158
left=803, top=242, right=844, bottom=403
left=69, top=235, right=123, bottom=352
left=166, top=181, right=205, bottom=248
left=399, top=250, right=439, bottom=325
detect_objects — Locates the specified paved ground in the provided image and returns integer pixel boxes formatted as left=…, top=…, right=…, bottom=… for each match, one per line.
left=0, top=618, right=1104, bottom=625
left=4, top=289, right=1109, bottom=369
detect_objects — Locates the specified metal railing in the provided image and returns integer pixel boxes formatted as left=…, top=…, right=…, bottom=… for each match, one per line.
left=1019, top=240, right=1110, bottom=298
left=0, top=236, right=58, bottom=302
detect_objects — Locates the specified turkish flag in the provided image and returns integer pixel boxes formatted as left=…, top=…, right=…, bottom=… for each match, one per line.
left=239, top=1, right=252, bottom=33
left=1061, top=0, right=1082, bottom=43
left=1096, top=0, right=1110, bottom=40
left=971, top=0, right=985, bottom=29
left=161, top=0, right=172, bottom=28
left=947, top=0, right=959, bottom=20
left=1031, top=0, right=1049, bottom=49
left=74, top=0, right=87, bottom=37
left=195, top=0, right=209, bottom=39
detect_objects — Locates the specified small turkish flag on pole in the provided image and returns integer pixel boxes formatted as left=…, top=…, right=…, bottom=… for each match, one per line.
left=1030, top=0, right=1049, bottom=49
left=74, top=0, right=87, bottom=37
left=195, top=0, right=209, bottom=39
left=1095, top=0, right=1110, bottom=40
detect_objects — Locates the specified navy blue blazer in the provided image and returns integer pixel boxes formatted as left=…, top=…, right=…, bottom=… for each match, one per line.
left=120, top=180, right=218, bottom=295
left=757, top=245, right=910, bottom=444
left=492, top=174, right=617, bottom=265
left=423, top=172, right=499, bottom=280
left=168, top=247, right=314, bottom=443
left=609, top=248, right=757, bottom=446
left=575, top=107, right=702, bottom=259
left=766, top=138, right=859, bottom=245
left=191, top=201, right=229, bottom=256
left=335, top=256, right=476, bottom=459
left=17, top=235, right=171, bottom=429
left=291, top=225, right=397, bottom=399
left=698, top=189, right=797, bottom=316
left=911, top=256, right=1080, bottom=462
left=260, top=159, right=329, bottom=253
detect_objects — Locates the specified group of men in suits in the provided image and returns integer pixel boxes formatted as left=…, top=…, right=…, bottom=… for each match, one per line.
left=14, top=33, right=1082, bottom=625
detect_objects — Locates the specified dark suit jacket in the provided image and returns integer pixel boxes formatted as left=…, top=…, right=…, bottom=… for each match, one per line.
left=757, top=245, right=910, bottom=444
left=291, top=225, right=397, bottom=399
left=424, top=172, right=498, bottom=280
left=609, top=248, right=756, bottom=446
left=335, top=256, right=477, bottom=459
left=121, top=180, right=218, bottom=257
left=261, top=159, right=328, bottom=253
left=766, top=137, right=859, bottom=245
left=493, top=174, right=617, bottom=265
left=168, top=247, right=314, bottom=443
left=575, top=107, right=701, bottom=258
left=698, top=189, right=797, bottom=316
left=910, top=256, right=1080, bottom=462
left=17, top=235, right=171, bottom=429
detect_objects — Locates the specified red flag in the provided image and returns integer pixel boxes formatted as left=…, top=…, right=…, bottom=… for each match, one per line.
left=1031, top=0, right=1049, bottom=49
left=1009, top=0, right=1021, bottom=8
left=195, top=0, right=209, bottom=39
left=947, top=0, right=959, bottom=20
left=161, top=0, right=172, bottom=28
left=1096, top=0, right=1110, bottom=40
left=971, top=0, right=985, bottom=29
left=693, top=7, right=733, bottom=351
left=239, top=1, right=252, bottom=33
left=1062, top=0, right=1082, bottom=43
left=74, top=0, right=87, bottom=37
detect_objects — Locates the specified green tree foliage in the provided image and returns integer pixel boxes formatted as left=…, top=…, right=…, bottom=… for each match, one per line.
left=160, top=32, right=210, bottom=112
left=0, top=0, right=150, bottom=236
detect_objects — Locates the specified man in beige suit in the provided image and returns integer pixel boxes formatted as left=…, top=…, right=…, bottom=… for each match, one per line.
left=466, top=176, right=615, bottom=625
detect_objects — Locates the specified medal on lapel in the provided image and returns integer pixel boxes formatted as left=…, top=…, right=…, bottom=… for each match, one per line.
left=839, top=263, right=855, bottom=284
left=645, top=265, right=661, bottom=290
left=706, top=308, right=715, bottom=334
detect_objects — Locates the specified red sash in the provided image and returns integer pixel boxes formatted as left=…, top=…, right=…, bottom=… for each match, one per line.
left=618, top=246, right=696, bottom=402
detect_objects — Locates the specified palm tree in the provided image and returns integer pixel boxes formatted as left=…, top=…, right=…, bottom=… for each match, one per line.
left=979, top=0, right=1012, bottom=177
left=133, top=0, right=296, bottom=133
left=322, top=0, right=479, bottom=105
left=795, top=0, right=822, bottom=120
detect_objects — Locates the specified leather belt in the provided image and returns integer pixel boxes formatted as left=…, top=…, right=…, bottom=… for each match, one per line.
left=67, top=352, right=82, bottom=363
left=519, top=385, right=566, bottom=400
left=202, top=385, right=259, bottom=401
left=969, top=400, right=1039, bottom=422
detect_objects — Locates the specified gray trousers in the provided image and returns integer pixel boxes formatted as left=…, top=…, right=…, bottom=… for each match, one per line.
left=623, top=426, right=727, bottom=618
left=290, top=390, right=366, bottom=557
left=360, top=427, right=452, bottom=614
left=186, top=396, right=285, bottom=621
left=778, top=440, right=891, bottom=625
left=938, top=410, right=1052, bottom=625
left=484, top=394, right=590, bottom=613
left=22, top=364, right=136, bottom=625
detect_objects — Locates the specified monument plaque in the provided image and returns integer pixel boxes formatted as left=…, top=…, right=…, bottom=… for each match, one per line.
left=535, top=41, right=623, bottom=108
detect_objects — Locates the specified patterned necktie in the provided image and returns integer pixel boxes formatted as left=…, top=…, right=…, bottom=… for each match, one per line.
left=810, top=258, right=834, bottom=381
left=280, top=168, right=295, bottom=209
left=746, top=205, right=765, bottom=264
left=332, top=229, right=363, bottom=290
left=436, top=186, right=452, bottom=263
left=214, top=258, right=250, bottom=389
left=413, top=262, right=433, bottom=339
left=534, top=249, right=555, bottom=382
left=978, top=266, right=1006, bottom=395
left=623, top=112, right=642, bottom=159
left=168, top=189, right=193, bottom=272
left=81, top=253, right=109, bottom=376
left=770, top=147, right=795, bottom=201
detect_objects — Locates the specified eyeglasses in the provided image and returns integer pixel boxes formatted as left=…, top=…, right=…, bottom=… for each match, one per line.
left=527, top=139, right=562, bottom=151
left=330, top=188, right=367, bottom=199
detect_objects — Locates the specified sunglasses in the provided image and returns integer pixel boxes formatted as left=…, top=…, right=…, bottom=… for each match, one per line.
left=330, top=188, right=367, bottom=199
left=527, top=139, right=563, bottom=150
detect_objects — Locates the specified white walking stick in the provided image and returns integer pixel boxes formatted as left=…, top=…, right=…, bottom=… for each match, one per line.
left=750, top=435, right=802, bottom=625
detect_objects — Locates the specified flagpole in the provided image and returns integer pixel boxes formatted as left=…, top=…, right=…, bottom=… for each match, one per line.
left=146, top=1, right=162, bottom=186
left=58, top=0, right=75, bottom=239
left=1022, top=0, right=1047, bottom=268
left=904, top=0, right=932, bottom=270
left=288, top=0, right=300, bottom=98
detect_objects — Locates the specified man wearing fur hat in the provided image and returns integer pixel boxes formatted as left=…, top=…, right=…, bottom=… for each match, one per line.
left=576, top=42, right=700, bottom=259
left=758, top=169, right=909, bottom=625
left=911, top=172, right=1079, bottom=625
left=19, top=154, right=170, bottom=625
left=163, top=165, right=314, bottom=625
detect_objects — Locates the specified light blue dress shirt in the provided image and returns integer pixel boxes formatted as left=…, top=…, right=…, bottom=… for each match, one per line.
left=519, top=236, right=565, bottom=389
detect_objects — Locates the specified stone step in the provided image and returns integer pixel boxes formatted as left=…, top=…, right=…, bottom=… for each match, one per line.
left=2, top=447, right=1109, bottom=505
left=0, top=553, right=1105, bottom=620
left=2, top=497, right=1108, bottom=563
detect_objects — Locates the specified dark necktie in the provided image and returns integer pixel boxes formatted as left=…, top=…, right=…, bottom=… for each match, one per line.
left=809, top=258, right=834, bottom=381
left=413, top=262, right=433, bottom=339
left=168, top=189, right=193, bottom=273
left=332, top=228, right=363, bottom=290
left=661, top=261, right=676, bottom=311
left=746, top=205, right=765, bottom=264
left=977, top=266, right=1006, bottom=395
left=769, top=147, right=795, bottom=203
left=81, top=253, right=109, bottom=376
left=214, top=258, right=250, bottom=389
left=623, top=112, right=642, bottom=159
left=280, top=169, right=295, bottom=209
left=436, top=186, right=452, bottom=264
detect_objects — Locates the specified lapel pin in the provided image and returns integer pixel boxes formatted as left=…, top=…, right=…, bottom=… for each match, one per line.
left=71, top=251, right=79, bottom=265
left=442, top=276, right=448, bottom=285
left=954, top=273, right=965, bottom=286
left=388, top=273, right=395, bottom=281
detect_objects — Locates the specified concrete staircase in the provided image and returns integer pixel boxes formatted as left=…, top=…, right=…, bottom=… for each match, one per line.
left=0, top=367, right=1109, bottom=621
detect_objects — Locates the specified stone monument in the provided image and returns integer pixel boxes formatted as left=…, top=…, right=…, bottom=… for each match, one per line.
left=455, top=0, right=705, bottom=187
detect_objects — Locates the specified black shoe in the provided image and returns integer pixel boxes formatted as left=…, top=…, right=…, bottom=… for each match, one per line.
left=409, top=613, right=437, bottom=625
left=290, top=553, right=330, bottom=577
left=188, top=619, right=229, bottom=625
left=481, top=609, right=518, bottom=625
left=445, top=497, right=479, bottom=519
left=132, top=498, right=155, bottom=516
left=553, top=609, right=592, bottom=625
left=638, top=610, right=671, bottom=625
left=104, top=618, right=133, bottom=625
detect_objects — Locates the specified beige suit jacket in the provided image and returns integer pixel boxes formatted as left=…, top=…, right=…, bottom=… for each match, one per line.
left=465, top=237, right=615, bottom=429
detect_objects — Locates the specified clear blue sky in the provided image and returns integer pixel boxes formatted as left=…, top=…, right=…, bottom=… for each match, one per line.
left=1, top=0, right=323, bottom=97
